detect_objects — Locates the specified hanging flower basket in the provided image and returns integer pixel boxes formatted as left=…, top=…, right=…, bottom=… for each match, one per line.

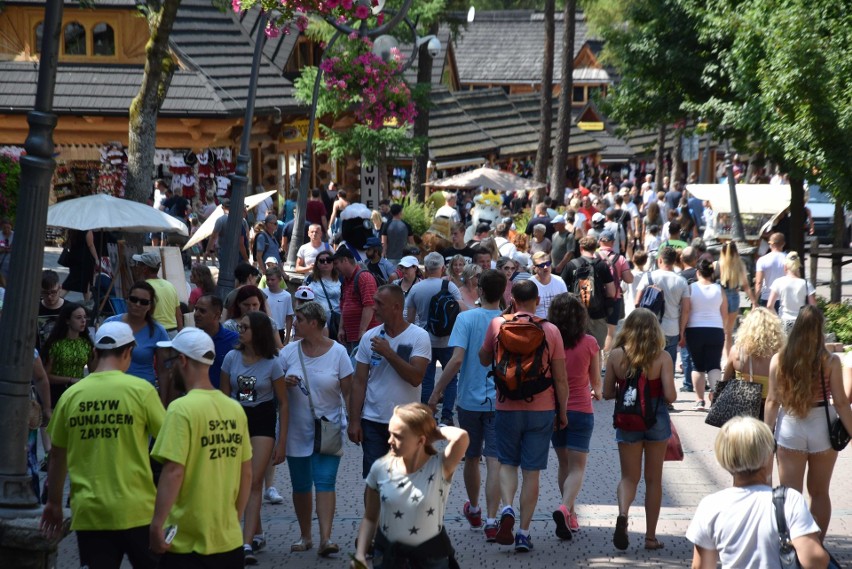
left=232, top=0, right=380, bottom=36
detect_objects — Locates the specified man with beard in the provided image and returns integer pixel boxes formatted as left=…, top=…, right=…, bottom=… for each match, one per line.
left=151, top=328, right=252, bottom=568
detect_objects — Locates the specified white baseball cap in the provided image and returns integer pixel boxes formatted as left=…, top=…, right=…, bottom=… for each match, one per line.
left=156, top=327, right=215, bottom=365
left=294, top=286, right=315, bottom=301
left=398, top=256, right=419, bottom=268
left=95, top=321, right=135, bottom=349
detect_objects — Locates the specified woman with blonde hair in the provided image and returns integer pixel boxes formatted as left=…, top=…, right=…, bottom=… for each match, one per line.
left=458, top=263, right=482, bottom=309
left=352, top=403, right=469, bottom=568
left=447, top=254, right=466, bottom=289
left=723, top=307, right=785, bottom=420
left=603, top=308, right=676, bottom=551
left=687, top=417, right=828, bottom=568
left=765, top=305, right=852, bottom=539
left=766, top=252, right=816, bottom=334
left=715, top=242, right=757, bottom=357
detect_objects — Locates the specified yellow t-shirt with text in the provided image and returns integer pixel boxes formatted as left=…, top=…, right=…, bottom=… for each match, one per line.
left=151, top=389, right=252, bottom=555
left=47, top=370, right=165, bottom=530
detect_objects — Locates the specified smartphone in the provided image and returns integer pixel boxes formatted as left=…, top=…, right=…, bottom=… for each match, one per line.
left=164, top=525, right=178, bottom=545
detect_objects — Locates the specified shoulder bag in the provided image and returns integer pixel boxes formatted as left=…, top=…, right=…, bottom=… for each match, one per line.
left=705, top=350, right=763, bottom=428
left=819, top=362, right=851, bottom=451
left=298, top=345, right=344, bottom=456
left=773, top=486, right=842, bottom=569
left=317, top=278, right=341, bottom=342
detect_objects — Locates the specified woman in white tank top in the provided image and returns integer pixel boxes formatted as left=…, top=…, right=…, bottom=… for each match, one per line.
left=680, top=259, right=728, bottom=410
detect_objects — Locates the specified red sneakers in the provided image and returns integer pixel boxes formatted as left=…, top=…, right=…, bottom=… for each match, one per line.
left=484, top=522, right=498, bottom=542
left=463, top=500, right=483, bottom=529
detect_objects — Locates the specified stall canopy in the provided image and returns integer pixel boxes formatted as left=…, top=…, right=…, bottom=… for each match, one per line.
left=47, top=194, right=188, bottom=235
left=425, top=167, right=545, bottom=192
left=182, top=190, right=276, bottom=250
left=686, top=184, right=791, bottom=215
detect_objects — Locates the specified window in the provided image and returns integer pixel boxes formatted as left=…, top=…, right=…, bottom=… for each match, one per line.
left=63, top=22, right=86, bottom=55
left=34, top=22, right=44, bottom=54
left=572, top=86, right=585, bottom=104
left=92, top=23, right=115, bottom=56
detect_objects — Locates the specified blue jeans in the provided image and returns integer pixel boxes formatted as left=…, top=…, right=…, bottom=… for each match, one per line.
left=664, top=335, right=679, bottom=369
left=681, top=345, right=694, bottom=389
left=420, top=346, right=457, bottom=422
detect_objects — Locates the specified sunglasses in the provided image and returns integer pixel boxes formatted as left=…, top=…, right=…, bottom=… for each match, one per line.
left=128, top=295, right=152, bottom=306
left=535, top=261, right=552, bottom=269
left=237, top=324, right=250, bottom=332
left=317, top=257, right=332, bottom=264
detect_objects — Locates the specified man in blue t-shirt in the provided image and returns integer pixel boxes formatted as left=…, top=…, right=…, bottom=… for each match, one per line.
left=192, top=295, right=238, bottom=389
left=428, top=269, right=506, bottom=542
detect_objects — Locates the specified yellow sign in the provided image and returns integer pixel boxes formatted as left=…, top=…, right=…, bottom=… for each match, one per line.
left=578, top=121, right=604, bottom=131
left=281, top=119, right=320, bottom=143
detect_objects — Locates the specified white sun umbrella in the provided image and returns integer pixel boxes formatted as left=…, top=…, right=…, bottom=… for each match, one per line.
left=182, top=190, right=277, bottom=251
left=47, top=193, right=189, bottom=235
left=424, top=167, right=546, bottom=192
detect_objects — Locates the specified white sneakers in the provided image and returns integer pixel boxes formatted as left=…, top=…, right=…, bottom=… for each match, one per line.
left=264, top=486, right=284, bottom=504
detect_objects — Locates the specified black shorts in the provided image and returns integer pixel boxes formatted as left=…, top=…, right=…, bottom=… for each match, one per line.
left=159, top=546, right=244, bottom=569
left=606, top=298, right=625, bottom=326
left=244, top=400, right=277, bottom=438
left=684, top=327, right=725, bottom=372
left=76, top=525, right=157, bottom=569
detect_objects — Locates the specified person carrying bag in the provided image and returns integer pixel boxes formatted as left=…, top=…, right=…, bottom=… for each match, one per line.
left=298, top=345, right=344, bottom=457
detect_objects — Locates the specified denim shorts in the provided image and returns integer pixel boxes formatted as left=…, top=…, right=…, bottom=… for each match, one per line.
left=457, top=408, right=497, bottom=459
left=287, top=453, right=342, bottom=493
left=495, top=410, right=555, bottom=471
left=552, top=411, right=594, bottom=453
left=361, top=418, right=390, bottom=479
left=723, top=287, right=741, bottom=313
left=615, top=399, right=671, bottom=444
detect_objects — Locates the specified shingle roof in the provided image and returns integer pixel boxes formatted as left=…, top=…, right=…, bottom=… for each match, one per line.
left=453, top=88, right=539, bottom=157
left=427, top=87, right=499, bottom=161
left=508, top=92, right=603, bottom=155
left=237, top=7, right=300, bottom=80
left=0, top=0, right=300, bottom=117
left=454, top=10, right=593, bottom=85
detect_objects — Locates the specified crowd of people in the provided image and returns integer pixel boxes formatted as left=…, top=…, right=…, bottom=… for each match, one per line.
left=26, top=177, right=852, bottom=569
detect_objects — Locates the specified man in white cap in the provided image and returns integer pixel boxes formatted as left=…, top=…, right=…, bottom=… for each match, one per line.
left=150, top=328, right=252, bottom=567
left=41, top=321, right=166, bottom=568
left=132, top=250, right=183, bottom=337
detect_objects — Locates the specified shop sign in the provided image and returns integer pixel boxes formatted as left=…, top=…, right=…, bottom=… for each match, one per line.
left=360, top=160, right=379, bottom=210
left=578, top=121, right=604, bottom=131
left=281, top=120, right=319, bottom=143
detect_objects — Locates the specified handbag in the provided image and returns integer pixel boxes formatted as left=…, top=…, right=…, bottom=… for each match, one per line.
left=664, top=421, right=684, bottom=461
left=297, top=345, right=344, bottom=457
left=819, top=363, right=850, bottom=451
left=317, top=278, right=341, bottom=342
left=57, top=246, right=71, bottom=268
left=705, top=352, right=763, bottom=428
left=773, top=486, right=842, bottom=569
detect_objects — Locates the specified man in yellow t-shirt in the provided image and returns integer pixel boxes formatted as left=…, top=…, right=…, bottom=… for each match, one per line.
left=151, top=327, right=252, bottom=567
left=132, top=251, right=183, bottom=336
left=41, top=320, right=165, bottom=569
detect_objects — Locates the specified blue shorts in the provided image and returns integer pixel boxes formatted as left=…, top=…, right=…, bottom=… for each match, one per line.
left=615, top=399, right=671, bottom=444
left=552, top=411, right=594, bottom=453
left=287, top=453, right=342, bottom=493
left=495, top=410, right=555, bottom=471
left=457, top=408, right=497, bottom=459
left=723, top=287, right=740, bottom=313
left=361, top=419, right=390, bottom=479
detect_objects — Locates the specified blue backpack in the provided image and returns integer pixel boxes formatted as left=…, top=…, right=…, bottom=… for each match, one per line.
left=638, top=272, right=666, bottom=322
left=426, top=280, right=460, bottom=337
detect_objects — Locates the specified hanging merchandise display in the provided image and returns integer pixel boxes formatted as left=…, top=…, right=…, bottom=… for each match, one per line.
left=97, top=143, right=129, bottom=197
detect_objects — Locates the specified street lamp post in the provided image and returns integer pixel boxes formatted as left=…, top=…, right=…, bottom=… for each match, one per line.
left=725, top=149, right=746, bottom=243
left=0, top=0, right=63, bottom=513
left=285, top=0, right=421, bottom=268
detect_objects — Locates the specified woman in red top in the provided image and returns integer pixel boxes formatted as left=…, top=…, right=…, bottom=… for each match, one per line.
left=548, top=294, right=601, bottom=539
left=604, top=308, right=676, bottom=551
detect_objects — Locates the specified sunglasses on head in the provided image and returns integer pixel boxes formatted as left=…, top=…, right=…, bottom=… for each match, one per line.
left=128, top=295, right=151, bottom=306
left=535, top=261, right=552, bottom=269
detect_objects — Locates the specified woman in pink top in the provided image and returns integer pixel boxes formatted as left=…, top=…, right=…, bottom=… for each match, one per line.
left=547, top=294, right=602, bottom=539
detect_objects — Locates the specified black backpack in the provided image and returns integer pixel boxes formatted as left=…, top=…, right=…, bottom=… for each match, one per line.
left=568, top=256, right=608, bottom=316
left=426, top=280, right=460, bottom=337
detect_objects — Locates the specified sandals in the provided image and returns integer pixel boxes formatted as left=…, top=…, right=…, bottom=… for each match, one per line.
left=613, top=515, right=629, bottom=551
left=645, top=537, right=665, bottom=550
left=318, top=541, right=340, bottom=557
left=290, top=539, right=313, bottom=552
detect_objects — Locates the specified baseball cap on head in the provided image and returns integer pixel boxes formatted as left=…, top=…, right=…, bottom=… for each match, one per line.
left=294, top=286, right=315, bottom=301
left=94, top=321, right=135, bottom=350
left=131, top=251, right=161, bottom=269
left=552, top=215, right=566, bottom=225
left=398, top=256, right=419, bottom=268
left=156, top=327, right=215, bottom=365
left=599, top=230, right=615, bottom=243
left=592, top=212, right=606, bottom=223
left=364, top=236, right=382, bottom=250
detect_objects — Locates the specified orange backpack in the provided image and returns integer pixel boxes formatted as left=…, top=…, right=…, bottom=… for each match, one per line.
left=490, top=313, right=552, bottom=401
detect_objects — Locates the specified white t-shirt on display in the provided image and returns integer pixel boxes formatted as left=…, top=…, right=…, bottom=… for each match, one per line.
left=532, top=275, right=568, bottom=318
left=756, top=251, right=787, bottom=300
left=355, top=324, right=431, bottom=424
left=770, top=276, right=814, bottom=321
left=279, top=341, right=353, bottom=457
left=686, top=485, right=820, bottom=569
left=262, top=288, right=294, bottom=331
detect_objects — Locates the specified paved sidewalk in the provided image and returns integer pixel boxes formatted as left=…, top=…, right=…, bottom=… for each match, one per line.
left=55, top=389, right=852, bottom=568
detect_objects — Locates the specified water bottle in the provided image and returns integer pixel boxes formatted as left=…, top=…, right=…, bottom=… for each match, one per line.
left=370, top=329, right=386, bottom=367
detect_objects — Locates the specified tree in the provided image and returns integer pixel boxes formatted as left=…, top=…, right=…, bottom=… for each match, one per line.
left=532, top=0, right=554, bottom=205
left=549, top=0, right=575, bottom=204
left=125, top=0, right=181, bottom=207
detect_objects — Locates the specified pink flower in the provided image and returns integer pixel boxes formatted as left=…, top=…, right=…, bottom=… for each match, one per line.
left=341, top=0, right=353, bottom=8
left=355, top=4, right=370, bottom=19
left=231, top=0, right=241, bottom=12
left=376, top=13, right=384, bottom=25
left=265, top=22, right=282, bottom=37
